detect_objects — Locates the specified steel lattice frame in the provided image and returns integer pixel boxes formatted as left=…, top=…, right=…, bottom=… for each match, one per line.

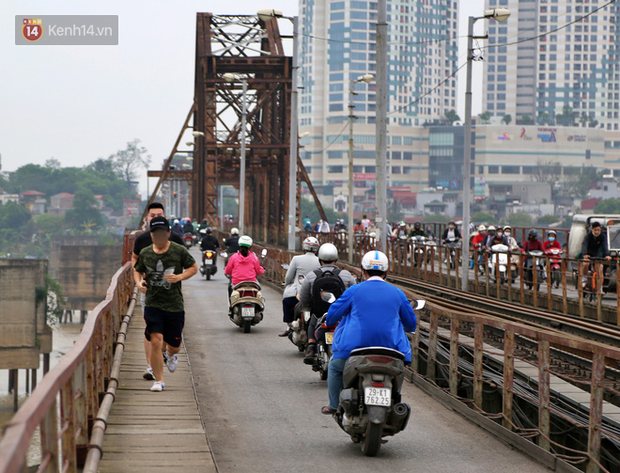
left=193, top=13, right=292, bottom=245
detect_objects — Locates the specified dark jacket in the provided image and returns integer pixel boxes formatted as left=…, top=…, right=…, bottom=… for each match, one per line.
left=200, top=234, right=220, bottom=251
left=581, top=231, right=610, bottom=258
left=225, top=235, right=240, bottom=253
left=442, top=227, right=461, bottom=242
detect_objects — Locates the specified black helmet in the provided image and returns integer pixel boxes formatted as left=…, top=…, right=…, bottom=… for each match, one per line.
left=202, top=219, right=208, bottom=224
left=206, top=227, right=212, bottom=234
left=528, top=229, right=538, bottom=238
left=414, top=222, right=421, bottom=228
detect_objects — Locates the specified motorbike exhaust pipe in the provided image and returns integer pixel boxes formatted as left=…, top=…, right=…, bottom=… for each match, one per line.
left=390, top=402, right=411, bottom=432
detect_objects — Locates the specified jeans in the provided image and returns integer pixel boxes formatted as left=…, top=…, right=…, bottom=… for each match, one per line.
left=328, top=357, right=347, bottom=410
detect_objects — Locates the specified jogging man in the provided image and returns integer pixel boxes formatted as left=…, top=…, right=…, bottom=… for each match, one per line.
left=134, top=216, right=198, bottom=392
left=132, top=202, right=184, bottom=381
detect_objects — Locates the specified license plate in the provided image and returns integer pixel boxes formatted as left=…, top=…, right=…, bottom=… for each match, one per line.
left=242, top=306, right=254, bottom=319
left=364, top=387, right=391, bottom=407
left=325, top=331, right=334, bottom=344
left=206, top=260, right=213, bottom=265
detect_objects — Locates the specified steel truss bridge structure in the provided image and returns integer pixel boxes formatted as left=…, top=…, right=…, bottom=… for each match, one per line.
left=146, top=13, right=326, bottom=245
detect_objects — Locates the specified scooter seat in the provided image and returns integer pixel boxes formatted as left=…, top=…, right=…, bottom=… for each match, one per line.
left=349, top=346, right=405, bottom=360
left=233, top=280, right=261, bottom=290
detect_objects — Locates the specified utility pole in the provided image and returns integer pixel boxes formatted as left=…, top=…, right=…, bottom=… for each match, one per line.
left=239, top=79, right=247, bottom=235
left=288, top=16, right=299, bottom=251
left=375, top=0, right=388, bottom=252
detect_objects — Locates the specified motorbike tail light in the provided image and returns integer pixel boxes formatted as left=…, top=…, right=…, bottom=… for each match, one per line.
left=372, top=382, right=385, bottom=387
left=206, top=252, right=213, bottom=257
left=239, top=290, right=256, bottom=298
left=366, top=356, right=396, bottom=364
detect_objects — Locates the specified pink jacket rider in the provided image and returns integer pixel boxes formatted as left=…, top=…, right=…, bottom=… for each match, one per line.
left=225, top=251, right=265, bottom=286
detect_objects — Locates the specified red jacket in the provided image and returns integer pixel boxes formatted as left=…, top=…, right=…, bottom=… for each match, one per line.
left=523, top=239, right=544, bottom=253
left=472, top=233, right=487, bottom=248
left=543, top=240, right=562, bottom=251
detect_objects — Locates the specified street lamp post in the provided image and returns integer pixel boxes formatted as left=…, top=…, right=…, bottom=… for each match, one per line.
left=348, top=74, right=374, bottom=264
left=376, top=0, right=388, bottom=252
left=460, top=8, right=510, bottom=292
left=223, top=73, right=248, bottom=235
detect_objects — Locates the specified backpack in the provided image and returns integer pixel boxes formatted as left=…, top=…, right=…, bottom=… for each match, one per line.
left=311, top=268, right=346, bottom=316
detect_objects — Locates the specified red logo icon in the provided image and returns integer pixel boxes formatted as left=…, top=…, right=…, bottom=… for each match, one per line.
left=22, top=19, right=43, bottom=42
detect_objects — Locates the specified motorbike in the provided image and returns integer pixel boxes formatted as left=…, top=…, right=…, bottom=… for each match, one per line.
left=545, top=248, right=564, bottom=288
left=288, top=271, right=311, bottom=352
left=313, top=292, right=339, bottom=381
left=334, top=299, right=426, bottom=456
left=443, top=239, right=460, bottom=270
left=524, top=250, right=546, bottom=291
left=489, top=243, right=509, bottom=284
left=183, top=232, right=195, bottom=248
left=227, top=249, right=267, bottom=333
left=200, top=250, right=218, bottom=280
left=410, top=236, right=426, bottom=267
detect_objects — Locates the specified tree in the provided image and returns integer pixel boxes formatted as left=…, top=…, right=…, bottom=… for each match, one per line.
left=501, top=114, right=512, bottom=125
left=299, top=198, right=345, bottom=226
left=579, top=112, right=589, bottom=128
left=34, top=213, right=65, bottom=234
left=538, top=112, right=551, bottom=125
left=44, top=158, right=61, bottom=170
left=530, top=160, right=562, bottom=185
left=64, top=187, right=104, bottom=229
left=556, top=105, right=577, bottom=127
left=518, top=114, right=534, bottom=125
left=445, top=109, right=460, bottom=125
left=479, top=111, right=491, bottom=124
left=0, top=201, right=31, bottom=229
left=563, top=166, right=603, bottom=199
left=109, top=139, right=151, bottom=191
left=508, top=211, right=533, bottom=226
left=537, top=214, right=559, bottom=225
left=471, top=211, right=495, bottom=224
left=594, top=198, right=620, bottom=214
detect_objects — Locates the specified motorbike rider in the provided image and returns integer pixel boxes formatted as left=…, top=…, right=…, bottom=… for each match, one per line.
left=353, top=220, right=365, bottom=233
left=486, top=225, right=508, bottom=250
left=302, top=215, right=313, bottom=232
left=392, top=221, right=408, bottom=240
left=199, top=227, right=220, bottom=268
left=298, top=243, right=355, bottom=364
left=580, top=221, right=611, bottom=285
left=280, top=237, right=320, bottom=337
left=543, top=230, right=562, bottom=251
left=472, top=225, right=487, bottom=271
left=408, top=221, right=426, bottom=238
left=183, top=219, right=195, bottom=235
left=225, top=228, right=240, bottom=255
left=198, top=219, right=209, bottom=232
left=321, top=250, right=417, bottom=415
left=171, top=219, right=183, bottom=235
left=503, top=225, right=519, bottom=250
left=442, top=221, right=462, bottom=244
left=224, top=235, right=265, bottom=301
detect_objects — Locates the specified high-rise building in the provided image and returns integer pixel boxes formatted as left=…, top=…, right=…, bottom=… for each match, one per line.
left=483, top=0, right=620, bottom=131
left=298, top=0, right=459, bottom=214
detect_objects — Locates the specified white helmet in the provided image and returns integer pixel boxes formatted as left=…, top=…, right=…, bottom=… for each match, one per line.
left=302, top=236, right=319, bottom=253
left=238, top=235, right=253, bottom=248
left=487, top=225, right=496, bottom=231
left=231, top=227, right=239, bottom=235
left=318, top=243, right=339, bottom=262
left=478, top=225, right=486, bottom=232
left=361, top=250, right=389, bottom=272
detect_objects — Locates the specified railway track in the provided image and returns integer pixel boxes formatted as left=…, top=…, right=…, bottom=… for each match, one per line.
left=388, top=274, right=620, bottom=348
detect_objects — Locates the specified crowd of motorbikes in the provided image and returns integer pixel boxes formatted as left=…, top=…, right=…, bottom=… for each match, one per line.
left=392, top=230, right=566, bottom=290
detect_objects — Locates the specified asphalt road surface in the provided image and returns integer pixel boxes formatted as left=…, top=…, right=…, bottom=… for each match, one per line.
left=182, top=250, right=550, bottom=473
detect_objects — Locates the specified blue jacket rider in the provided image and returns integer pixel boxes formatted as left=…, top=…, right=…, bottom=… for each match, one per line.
left=322, top=250, right=417, bottom=414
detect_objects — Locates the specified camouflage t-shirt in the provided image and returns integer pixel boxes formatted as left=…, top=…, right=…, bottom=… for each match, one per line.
left=134, top=241, right=196, bottom=312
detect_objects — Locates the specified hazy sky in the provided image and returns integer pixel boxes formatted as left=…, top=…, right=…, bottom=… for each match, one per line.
left=1, top=0, right=485, bottom=197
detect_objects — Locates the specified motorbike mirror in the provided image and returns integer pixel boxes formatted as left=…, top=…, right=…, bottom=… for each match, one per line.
left=281, top=264, right=289, bottom=270
left=321, top=292, right=337, bottom=303
left=261, top=249, right=268, bottom=258
left=412, top=300, right=426, bottom=310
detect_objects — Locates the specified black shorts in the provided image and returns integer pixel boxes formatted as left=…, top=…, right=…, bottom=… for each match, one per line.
left=282, top=296, right=299, bottom=323
left=143, top=306, right=185, bottom=348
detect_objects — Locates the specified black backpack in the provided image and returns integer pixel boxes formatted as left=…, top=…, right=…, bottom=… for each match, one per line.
left=311, top=268, right=346, bottom=316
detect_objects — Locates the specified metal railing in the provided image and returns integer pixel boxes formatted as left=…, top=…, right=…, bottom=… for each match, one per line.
left=0, top=262, right=136, bottom=473
left=252, top=239, right=620, bottom=472
left=412, top=301, right=620, bottom=473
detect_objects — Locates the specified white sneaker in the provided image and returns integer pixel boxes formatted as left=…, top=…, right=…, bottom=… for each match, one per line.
left=166, top=352, right=178, bottom=373
left=150, top=381, right=165, bottom=392
left=143, top=366, right=155, bottom=380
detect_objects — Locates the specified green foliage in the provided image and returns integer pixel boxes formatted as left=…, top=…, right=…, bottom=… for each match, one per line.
left=517, top=114, right=534, bottom=125
left=471, top=211, right=495, bottom=224
left=501, top=114, right=512, bottom=125
left=479, top=111, right=491, bottom=124
left=34, top=213, right=65, bottom=234
left=300, top=198, right=346, bottom=225
left=44, top=274, right=65, bottom=326
left=507, top=211, right=533, bottom=226
left=444, top=109, right=460, bottom=125
left=537, top=214, right=559, bottom=225
left=65, top=187, right=104, bottom=229
left=594, top=198, right=620, bottom=214
left=423, top=213, right=451, bottom=223
left=0, top=201, right=32, bottom=229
